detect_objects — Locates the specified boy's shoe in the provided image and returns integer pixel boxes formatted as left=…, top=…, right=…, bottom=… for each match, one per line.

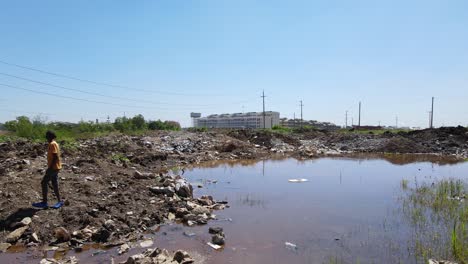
left=32, top=202, right=48, bottom=208
left=51, top=201, right=64, bottom=209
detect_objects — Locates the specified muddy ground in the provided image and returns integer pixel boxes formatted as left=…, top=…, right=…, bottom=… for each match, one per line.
left=0, top=127, right=467, bottom=263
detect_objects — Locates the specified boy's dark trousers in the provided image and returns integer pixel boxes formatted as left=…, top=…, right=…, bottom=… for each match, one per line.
left=41, top=168, right=60, bottom=203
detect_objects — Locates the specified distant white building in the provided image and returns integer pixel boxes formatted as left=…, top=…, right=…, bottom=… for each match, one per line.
left=194, top=111, right=280, bottom=129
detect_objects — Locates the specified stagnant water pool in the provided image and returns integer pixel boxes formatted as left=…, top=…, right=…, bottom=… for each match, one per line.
left=2, top=155, right=468, bottom=263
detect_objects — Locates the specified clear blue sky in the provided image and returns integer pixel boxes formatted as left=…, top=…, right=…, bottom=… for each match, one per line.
left=0, top=0, right=467, bottom=128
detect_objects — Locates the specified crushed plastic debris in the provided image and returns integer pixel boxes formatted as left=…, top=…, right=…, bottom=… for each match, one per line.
left=288, top=179, right=308, bottom=183
left=285, top=242, right=298, bottom=251
left=207, top=242, right=222, bottom=250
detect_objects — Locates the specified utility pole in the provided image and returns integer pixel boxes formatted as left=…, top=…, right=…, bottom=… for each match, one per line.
left=358, top=101, right=361, bottom=127
left=300, top=100, right=304, bottom=128
left=293, top=112, right=296, bottom=128
left=430, top=97, right=434, bottom=128
left=261, top=90, right=266, bottom=129
left=345, top=111, right=348, bottom=128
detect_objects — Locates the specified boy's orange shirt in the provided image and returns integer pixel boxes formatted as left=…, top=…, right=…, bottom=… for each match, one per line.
left=47, top=140, right=62, bottom=170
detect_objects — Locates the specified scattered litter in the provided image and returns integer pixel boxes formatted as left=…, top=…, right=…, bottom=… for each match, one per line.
left=92, top=250, right=105, bottom=256
left=428, top=259, right=458, bottom=264
left=285, top=242, right=298, bottom=251
left=288, top=179, right=308, bottom=183
left=207, top=242, right=222, bottom=250
left=139, top=239, right=153, bottom=248
left=183, top=231, right=196, bottom=237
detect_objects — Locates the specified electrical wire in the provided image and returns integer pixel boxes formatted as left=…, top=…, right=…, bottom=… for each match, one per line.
left=0, top=59, right=225, bottom=97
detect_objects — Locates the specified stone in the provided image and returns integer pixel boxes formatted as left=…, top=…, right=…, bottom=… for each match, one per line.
left=212, top=234, right=225, bottom=245
left=54, top=227, right=71, bottom=242
left=192, top=206, right=210, bottom=216
left=124, top=253, right=145, bottom=264
left=118, top=243, right=130, bottom=255
left=149, top=186, right=175, bottom=197
left=6, top=226, right=28, bottom=243
left=175, top=207, right=189, bottom=218
left=31, top=232, right=41, bottom=243
left=91, top=227, right=111, bottom=242
left=173, top=250, right=190, bottom=263
left=167, top=212, right=176, bottom=221
left=208, top=227, right=223, bottom=234
left=22, top=159, right=30, bottom=165
left=20, top=217, right=32, bottom=226
left=0, top=243, right=11, bottom=252
left=104, top=219, right=116, bottom=230
left=134, top=170, right=154, bottom=179
left=174, top=179, right=193, bottom=198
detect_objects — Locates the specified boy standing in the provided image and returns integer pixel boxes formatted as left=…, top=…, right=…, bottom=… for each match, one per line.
left=33, top=131, right=64, bottom=209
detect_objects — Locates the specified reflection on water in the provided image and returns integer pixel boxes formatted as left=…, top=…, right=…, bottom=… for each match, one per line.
left=3, top=155, right=468, bottom=263
left=236, top=193, right=268, bottom=209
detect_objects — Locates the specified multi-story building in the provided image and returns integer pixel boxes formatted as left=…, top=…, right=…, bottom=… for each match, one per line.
left=193, top=111, right=280, bottom=129
left=279, top=118, right=340, bottom=130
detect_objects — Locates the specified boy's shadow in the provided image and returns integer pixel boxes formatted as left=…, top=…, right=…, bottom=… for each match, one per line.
left=0, top=208, right=41, bottom=230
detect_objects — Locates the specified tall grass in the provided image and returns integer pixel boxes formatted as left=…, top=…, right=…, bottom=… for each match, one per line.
left=401, top=179, right=468, bottom=263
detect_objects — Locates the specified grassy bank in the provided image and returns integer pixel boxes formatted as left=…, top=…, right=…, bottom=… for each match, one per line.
left=401, top=178, right=468, bottom=263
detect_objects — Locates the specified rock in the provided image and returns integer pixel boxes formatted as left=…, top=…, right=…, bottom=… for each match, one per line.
left=91, top=227, right=111, bottom=242
left=192, top=206, right=210, bottom=216
left=31, top=232, right=41, bottom=243
left=22, top=159, right=30, bottom=165
left=195, top=214, right=209, bottom=225
left=212, top=234, right=225, bottom=245
left=208, top=227, right=223, bottom=234
left=173, top=250, right=190, bottom=263
left=54, top=227, right=71, bottom=242
left=174, top=179, right=193, bottom=198
left=183, top=214, right=196, bottom=222
left=149, top=186, right=175, bottom=197
left=104, top=219, right=116, bottom=231
left=20, top=217, right=32, bottom=226
left=154, top=248, right=171, bottom=262
left=167, top=212, right=176, bottom=221
left=175, top=207, right=189, bottom=218
left=6, top=226, right=28, bottom=243
left=124, top=253, right=145, bottom=264
left=73, top=227, right=93, bottom=240
left=0, top=243, right=11, bottom=252
left=39, top=257, right=78, bottom=264
left=71, top=166, right=79, bottom=173
left=134, top=170, right=154, bottom=179
left=118, top=243, right=130, bottom=255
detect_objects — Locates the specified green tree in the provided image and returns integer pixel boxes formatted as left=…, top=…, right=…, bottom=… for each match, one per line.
left=131, top=114, right=146, bottom=130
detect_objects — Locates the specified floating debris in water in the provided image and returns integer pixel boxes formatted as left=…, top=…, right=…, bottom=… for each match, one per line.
left=183, top=231, right=196, bottom=237
left=285, top=242, right=298, bottom=251
left=288, top=179, right=308, bottom=183
left=207, top=242, right=222, bottom=250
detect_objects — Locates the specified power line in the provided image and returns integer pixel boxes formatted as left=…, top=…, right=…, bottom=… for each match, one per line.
left=0, top=71, right=253, bottom=108
left=0, top=108, right=53, bottom=116
left=0, top=82, right=173, bottom=110
left=0, top=59, right=224, bottom=97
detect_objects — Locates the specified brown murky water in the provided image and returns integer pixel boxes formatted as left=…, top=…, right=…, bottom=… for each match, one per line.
left=2, top=155, right=468, bottom=263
